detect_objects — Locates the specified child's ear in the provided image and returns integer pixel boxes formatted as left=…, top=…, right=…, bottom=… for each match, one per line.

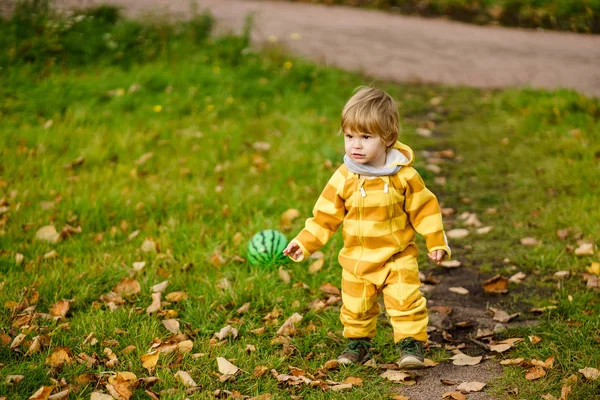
left=386, top=137, right=396, bottom=147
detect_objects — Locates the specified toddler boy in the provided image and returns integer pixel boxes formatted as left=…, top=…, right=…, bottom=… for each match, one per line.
left=283, top=87, right=451, bottom=368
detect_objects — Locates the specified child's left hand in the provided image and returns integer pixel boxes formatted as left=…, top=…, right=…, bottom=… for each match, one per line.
left=427, top=249, right=447, bottom=265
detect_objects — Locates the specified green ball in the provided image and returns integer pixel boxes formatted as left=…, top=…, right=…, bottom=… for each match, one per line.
left=247, top=229, right=288, bottom=266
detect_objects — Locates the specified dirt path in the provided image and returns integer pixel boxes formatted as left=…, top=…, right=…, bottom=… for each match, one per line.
left=55, top=0, right=600, bottom=98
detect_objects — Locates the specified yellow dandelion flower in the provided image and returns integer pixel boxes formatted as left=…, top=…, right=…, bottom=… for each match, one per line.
left=207, top=104, right=215, bottom=112
left=283, top=61, right=293, bottom=69
left=153, top=105, right=162, bottom=112
left=267, top=35, right=278, bottom=43
left=212, top=66, right=221, bottom=74
left=115, top=88, right=125, bottom=97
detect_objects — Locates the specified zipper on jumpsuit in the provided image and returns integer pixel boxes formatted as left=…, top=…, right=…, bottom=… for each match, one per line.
left=353, top=177, right=366, bottom=277
left=384, top=176, right=404, bottom=250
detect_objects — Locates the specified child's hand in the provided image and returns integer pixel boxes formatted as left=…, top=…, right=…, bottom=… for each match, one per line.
left=283, top=240, right=303, bottom=261
left=427, top=249, right=447, bottom=265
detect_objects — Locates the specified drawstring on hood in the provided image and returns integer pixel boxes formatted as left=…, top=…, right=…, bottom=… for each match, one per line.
left=344, top=141, right=414, bottom=177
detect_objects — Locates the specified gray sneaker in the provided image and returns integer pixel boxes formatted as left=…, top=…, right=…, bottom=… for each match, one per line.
left=397, top=337, right=425, bottom=369
left=337, top=338, right=372, bottom=365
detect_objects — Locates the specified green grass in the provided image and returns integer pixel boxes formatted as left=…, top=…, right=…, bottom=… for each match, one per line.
left=1, top=3, right=600, bottom=399
left=284, top=0, right=600, bottom=34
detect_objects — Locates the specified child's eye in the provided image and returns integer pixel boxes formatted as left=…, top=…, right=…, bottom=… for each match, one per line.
left=364, top=135, right=371, bottom=140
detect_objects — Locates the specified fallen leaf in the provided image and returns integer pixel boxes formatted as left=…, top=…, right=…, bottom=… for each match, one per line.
left=575, top=243, right=594, bottom=256
left=132, top=261, right=146, bottom=271
left=29, top=386, right=54, bottom=400
left=36, top=226, right=60, bottom=243
left=214, top=325, right=238, bottom=340
left=477, top=226, right=494, bottom=235
left=15, top=253, right=24, bottom=266
left=141, top=351, right=159, bottom=372
left=554, top=271, right=570, bottom=279
left=276, top=313, right=303, bottom=336
left=578, top=367, right=599, bottom=381
left=343, top=377, right=363, bottom=386
left=162, top=319, right=180, bottom=334
left=440, top=260, right=461, bottom=268
left=49, top=300, right=70, bottom=318
left=43, top=250, right=59, bottom=260
left=323, top=360, right=339, bottom=370
left=253, top=141, right=271, bottom=152
left=279, top=268, right=291, bottom=284
left=113, top=278, right=141, bottom=297
left=457, top=381, right=486, bottom=393
left=330, top=383, right=353, bottom=391
left=587, top=275, right=600, bottom=289
left=449, top=287, right=469, bottom=295
left=217, top=357, right=239, bottom=375
left=103, top=348, right=118, bottom=367
left=586, top=262, right=600, bottom=275
left=90, top=393, right=114, bottom=400
left=319, top=283, right=340, bottom=295
left=500, top=358, right=524, bottom=365
left=237, top=303, right=250, bottom=314
left=174, top=370, right=198, bottom=387
left=483, top=275, right=509, bottom=294
left=308, top=258, right=324, bottom=274
left=146, top=292, right=161, bottom=314
left=526, top=366, right=547, bottom=380
left=529, top=336, right=542, bottom=345
left=25, top=336, right=42, bottom=356
left=380, top=370, right=415, bottom=383
left=5, top=375, right=24, bottom=384
left=556, top=229, right=570, bottom=240
left=416, top=128, right=432, bottom=137
left=280, top=209, right=300, bottom=230
left=107, top=372, right=136, bottom=400
left=442, top=392, right=466, bottom=400
left=151, top=280, right=169, bottom=293
left=424, top=358, right=439, bottom=367
left=447, top=229, right=469, bottom=239
left=489, top=343, right=512, bottom=353
left=141, top=237, right=159, bottom=253
left=509, top=272, right=527, bottom=283
left=450, top=353, right=482, bottom=366
left=45, top=347, right=72, bottom=368
left=489, top=307, right=519, bottom=323
left=520, top=237, right=539, bottom=246
left=165, top=291, right=187, bottom=302
left=254, top=365, right=268, bottom=377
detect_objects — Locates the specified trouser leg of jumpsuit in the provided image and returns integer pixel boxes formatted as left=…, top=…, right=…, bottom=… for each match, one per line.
left=339, top=251, right=428, bottom=343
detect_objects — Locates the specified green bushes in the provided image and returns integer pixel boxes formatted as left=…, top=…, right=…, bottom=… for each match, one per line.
left=0, top=0, right=215, bottom=72
left=291, top=0, right=600, bottom=33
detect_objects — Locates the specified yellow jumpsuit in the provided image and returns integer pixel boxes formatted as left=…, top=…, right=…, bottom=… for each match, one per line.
left=292, top=142, right=451, bottom=342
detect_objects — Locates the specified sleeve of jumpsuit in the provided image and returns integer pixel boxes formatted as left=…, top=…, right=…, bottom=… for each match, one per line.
left=291, top=168, right=346, bottom=262
left=403, top=167, right=452, bottom=258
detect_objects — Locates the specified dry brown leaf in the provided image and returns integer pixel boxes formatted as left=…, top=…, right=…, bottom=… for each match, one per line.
left=49, top=300, right=70, bottom=318
left=36, top=226, right=60, bottom=243
left=556, top=229, right=570, bottom=240
left=489, top=343, right=512, bottom=353
left=107, top=372, right=137, bottom=400
left=214, top=325, right=238, bottom=340
left=146, top=292, right=161, bottom=315
left=47, top=389, right=69, bottom=399
left=45, top=347, right=72, bottom=368
left=450, top=353, right=482, bottom=366
left=103, top=348, right=118, bottom=367
left=29, top=386, right=54, bottom=400
left=529, top=336, right=542, bottom=345
left=237, top=302, right=250, bottom=314
left=141, top=351, right=159, bottom=372
left=447, top=229, right=469, bottom=239
left=449, top=287, right=469, bottom=295
left=174, top=370, right=198, bottom=387
left=579, top=367, right=600, bottom=381
left=380, top=370, right=414, bottom=383
left=457, top=381, right=486, bottom=393
left=141, top=237, right=159, bottom=253
left=151, top=280, right=169, bottom=293
left=330, top=383, right=353, bottom=391
left=477, top=226, right=494, bottom=235
left=15, top=253, right=24, bottom=266
left=483, top=275, right=509, bottom=294
left=520, top=237, right=540, bottom=246
left=319, top=283, right=340, bottom=295
left=509, top=272, right=527, bottom=283
left=24, top=336, right=42, bottom=356
left=165, top=291, right=187, bottom=302
left=525, top=366, right=547, bottom=380
left=342, top=377, right=363, bottom=386
left=132, top=261, right=146, bottom=271
left=308, top=258, right=324, bottom=274
left=113, top=278, right=141, bottom=297
left=323, top=360, right=339, bottom=370
left=442, top=392, right=467, bottom=400
left=280, top=209, right=300, bottom=230
left=490, top=307, right=519, bottom=323
left=278, top=268, right=291, bottom=284
left=500, top=358, right=524, bottom=365
left=43, top=250, right=59, bottom=260
left=276, top=313, right=303, bottom=336
left=90, top=392, right=114, bottom=400
left=217, top=357, right=239, bottom=375
left=5, top=375, right=24, bottom=384
left=254, top=365, right=268, bottom=377
left=575, top=243, right=594, bottom=256
left=162, top=319, right=180, bottom=334
left=424, top=358, right=439, bottom=367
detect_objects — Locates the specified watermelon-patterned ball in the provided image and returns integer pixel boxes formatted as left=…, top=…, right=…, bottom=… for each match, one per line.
left=247, top=230, right=288, bottom=266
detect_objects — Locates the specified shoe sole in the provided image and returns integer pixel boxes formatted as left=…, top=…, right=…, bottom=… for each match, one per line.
left=397, top=356, right=425, bottom=370
left=337, top=356, right=372, bottom=365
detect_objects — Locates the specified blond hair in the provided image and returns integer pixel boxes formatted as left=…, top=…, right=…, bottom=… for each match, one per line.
left=341, top=87, right=399, bottom=147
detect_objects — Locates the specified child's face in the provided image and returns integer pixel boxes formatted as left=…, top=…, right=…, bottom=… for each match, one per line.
left=344, top=130, right=389, bottom=169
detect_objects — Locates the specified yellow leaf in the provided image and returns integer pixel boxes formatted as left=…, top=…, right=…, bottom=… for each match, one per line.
left=113, top=278, right=141, bottom=297
left=586, top=262, right=600, bottom=275
left=141, top=351, right=159, bottom=372
left=49, top=300, right=70, bottom=318
left=525, top=366, right=547, bottom=380
left=35, top=225, right=60, bottom=243
left=45, top=347, right=73, bottom=368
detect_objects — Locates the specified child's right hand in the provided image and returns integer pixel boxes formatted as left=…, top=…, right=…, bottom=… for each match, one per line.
left=283, top=240, right=303, bottom=261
